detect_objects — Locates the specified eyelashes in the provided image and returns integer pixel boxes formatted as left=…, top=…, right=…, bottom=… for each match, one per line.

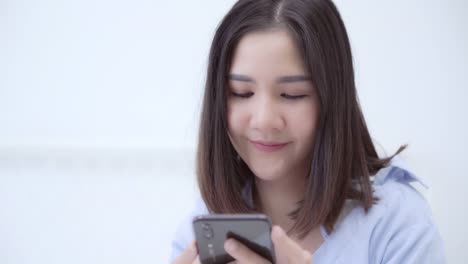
left=281, top=94, right=308, bottom=100
left=230, top=92, right=307, bottom=100
left=231, top=92, right=254, bottom=98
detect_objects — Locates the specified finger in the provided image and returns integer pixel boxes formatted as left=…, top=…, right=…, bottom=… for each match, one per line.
left=224, top=238, right=270, bottom=264
left=172, top=240, right=198, bottom=264
left=271, top=226, right=312, bottom=263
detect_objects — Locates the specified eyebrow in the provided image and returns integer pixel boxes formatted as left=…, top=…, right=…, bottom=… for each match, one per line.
left=228, top=74, right=312, bottom=84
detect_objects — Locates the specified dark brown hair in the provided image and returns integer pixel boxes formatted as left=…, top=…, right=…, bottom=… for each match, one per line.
left=196, top=0, right=405, bottom=238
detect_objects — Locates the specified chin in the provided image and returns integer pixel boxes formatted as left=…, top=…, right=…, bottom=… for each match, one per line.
left=250, top=167, right=285, bottom=182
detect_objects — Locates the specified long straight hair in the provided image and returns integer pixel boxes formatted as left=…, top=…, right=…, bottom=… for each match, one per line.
left=196, top=0, right=405, bottom=238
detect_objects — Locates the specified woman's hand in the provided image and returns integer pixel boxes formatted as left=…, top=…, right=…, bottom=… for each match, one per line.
left=224, top=225, right=312, bottom=264
left=172, top=241, right=200, bottom=264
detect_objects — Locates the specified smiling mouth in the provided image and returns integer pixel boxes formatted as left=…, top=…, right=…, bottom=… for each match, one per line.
left=249, top=140, right=290, bottom=152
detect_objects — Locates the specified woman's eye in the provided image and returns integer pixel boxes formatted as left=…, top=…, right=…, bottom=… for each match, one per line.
left=281, top=93, right=307, bottom=100
left=230, top=92, right=307, bottom=100
left=231, top=91, right=253, bottom=98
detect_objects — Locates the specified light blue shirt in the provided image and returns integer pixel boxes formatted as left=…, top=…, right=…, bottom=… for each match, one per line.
left=170, top=157, right=445, bottom=263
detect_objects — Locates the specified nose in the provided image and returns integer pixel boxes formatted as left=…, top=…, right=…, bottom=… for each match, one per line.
left=250, top=94, right=285, bottom=133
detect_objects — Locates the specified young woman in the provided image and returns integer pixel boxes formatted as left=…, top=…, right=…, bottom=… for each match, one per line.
left=170, top=0, right=445, bottom=263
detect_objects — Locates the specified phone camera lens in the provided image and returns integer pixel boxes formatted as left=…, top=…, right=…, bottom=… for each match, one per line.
left=202, top=223, right=213, bottom=239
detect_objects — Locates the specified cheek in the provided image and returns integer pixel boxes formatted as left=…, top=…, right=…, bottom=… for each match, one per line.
left=227, top=103, right=250, bottom=155
left=289, top=103, right=319, bottom=139
left=227, top=102, right=248, bottom=135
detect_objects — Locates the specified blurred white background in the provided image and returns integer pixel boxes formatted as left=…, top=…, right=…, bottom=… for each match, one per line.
left=0, top=0, right=466, bottom=263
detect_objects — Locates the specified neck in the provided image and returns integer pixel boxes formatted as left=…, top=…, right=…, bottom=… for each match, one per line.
left=253, top=170, right=308, bottom=234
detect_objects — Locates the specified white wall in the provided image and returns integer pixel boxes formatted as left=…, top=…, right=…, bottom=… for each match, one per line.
left=0, top=0, right=466, bottom=263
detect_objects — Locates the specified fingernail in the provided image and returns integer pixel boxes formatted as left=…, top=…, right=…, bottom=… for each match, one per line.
left=225, top=239, right=238, bottom=252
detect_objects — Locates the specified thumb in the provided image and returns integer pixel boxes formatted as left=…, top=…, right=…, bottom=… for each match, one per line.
left=172, top=240, right=198, bottom=264
left=271, top=226, right=312, bottom=263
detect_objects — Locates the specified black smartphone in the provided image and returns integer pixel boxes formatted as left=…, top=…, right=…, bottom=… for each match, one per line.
left=193, top=214, right=275, bottom=264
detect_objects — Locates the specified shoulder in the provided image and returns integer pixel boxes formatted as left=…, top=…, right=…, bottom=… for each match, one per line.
left=336, top=157, right=433, bottom=231
left=316, top=157, right=445, bottom=263
left=367, top=158, right=446, bottom=263
left=372, top=164, right=433, bottom=227
left=169, top=195, right=208, bottom=262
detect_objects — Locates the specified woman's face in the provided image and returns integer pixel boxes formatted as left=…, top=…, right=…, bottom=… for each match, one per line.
left=227, top=29, right=320, bottom=182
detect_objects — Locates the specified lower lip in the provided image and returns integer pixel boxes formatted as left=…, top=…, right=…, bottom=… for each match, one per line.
left=251, top=141, right=289, bottom=152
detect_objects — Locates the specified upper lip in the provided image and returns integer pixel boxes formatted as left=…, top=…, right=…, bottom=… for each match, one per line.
left=250, top=140, right=289, bottom=146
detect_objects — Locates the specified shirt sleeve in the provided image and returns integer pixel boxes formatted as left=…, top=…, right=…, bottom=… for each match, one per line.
left=169, top=196, right=207, bottom=263
left=169, top=239, right=185, bottom=263
left=370, top=165, right=446, bottom=264
left=380, top=222, right=446, bottom=264
left=168, top=211, right=195, bottom=263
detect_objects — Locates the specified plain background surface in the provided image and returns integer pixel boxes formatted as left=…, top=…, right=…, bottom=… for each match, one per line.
left=1, top=0, right=467, bottom=263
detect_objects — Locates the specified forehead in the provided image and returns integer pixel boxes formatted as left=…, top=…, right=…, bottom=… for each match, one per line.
left=229, top=29, right=306, bottom=76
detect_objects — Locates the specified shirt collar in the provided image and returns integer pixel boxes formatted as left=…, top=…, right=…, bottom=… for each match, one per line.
left=372, top=155, right=428, bottom=188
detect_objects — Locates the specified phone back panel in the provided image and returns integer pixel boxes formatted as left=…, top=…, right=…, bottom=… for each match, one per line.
left=193, top=214, right=275, bottom=264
